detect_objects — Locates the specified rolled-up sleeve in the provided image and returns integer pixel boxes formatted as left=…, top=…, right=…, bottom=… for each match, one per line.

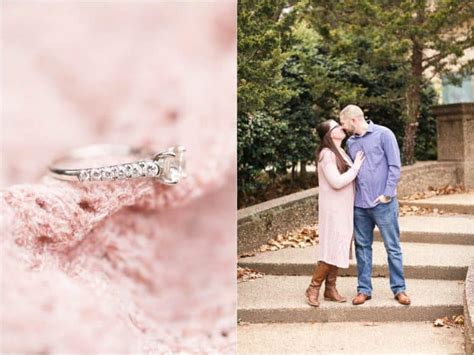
left=382, top=130, right=401, bottom=197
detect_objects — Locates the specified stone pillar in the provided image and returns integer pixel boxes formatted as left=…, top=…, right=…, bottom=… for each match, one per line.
left=433, top=103, right=474, bottom=189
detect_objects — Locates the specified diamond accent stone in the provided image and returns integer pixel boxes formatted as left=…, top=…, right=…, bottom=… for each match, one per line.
left=110, top=166, right=118, bottom=179
left=144, top=161, right=159, bottom=177
left=138, top=162, right=148, bottom=177
left=101, top=168, right=114, bottom=180
left=124, top=164, right=134, bottom=178
left=115, top=165, right=127, bottom=180
left=78, top=170, right=90, bottom=182
left=130, top=163, right=142, bottom=178
left=73, top=146, right=184, bottom=183
left=90, top=169, right=102, bottom=181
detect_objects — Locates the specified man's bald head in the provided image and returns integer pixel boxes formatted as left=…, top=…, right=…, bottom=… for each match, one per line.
left=339, top=104, right=365, bottom=122
left=339, top=104, right=368, bottom=135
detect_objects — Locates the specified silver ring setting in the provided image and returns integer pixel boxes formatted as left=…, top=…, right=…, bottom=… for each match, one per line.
left=48, top=144, right=186, bottom=185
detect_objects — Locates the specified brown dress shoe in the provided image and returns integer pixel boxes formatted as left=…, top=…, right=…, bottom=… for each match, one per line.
left=323, top=265, right=347, bottom=303
left=394, top=292, right=411, bottom=305
left=305, top=261, right=331, bottom=307
left=352, top=293, right=371, bottom=305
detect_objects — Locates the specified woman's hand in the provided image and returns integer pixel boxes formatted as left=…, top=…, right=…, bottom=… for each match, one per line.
left=353, top=151, right=365, bottom=171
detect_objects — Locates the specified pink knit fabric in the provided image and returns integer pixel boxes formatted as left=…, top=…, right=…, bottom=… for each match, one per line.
left=1, top=2, right=237, bottom=353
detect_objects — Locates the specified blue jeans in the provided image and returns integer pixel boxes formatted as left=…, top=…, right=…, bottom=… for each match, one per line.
left=354, top=197, right=406, bottom=296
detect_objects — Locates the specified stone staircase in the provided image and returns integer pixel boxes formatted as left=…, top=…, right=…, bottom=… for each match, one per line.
left=237, top=193, right=474, bottom=354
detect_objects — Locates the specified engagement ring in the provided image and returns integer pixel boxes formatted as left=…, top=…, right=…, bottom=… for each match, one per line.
left=48, top=144, right=186, bottom=185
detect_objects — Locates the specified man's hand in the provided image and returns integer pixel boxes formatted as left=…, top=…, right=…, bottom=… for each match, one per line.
left=373, top=195, right=392, bottom=204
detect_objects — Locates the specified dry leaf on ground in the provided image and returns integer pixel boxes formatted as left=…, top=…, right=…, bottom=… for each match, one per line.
left=433, top=315, right=464, bottom=328
left=399, top=205, right=446, bottom=217
left=237, top=266, right=265, bottom=283
left=402, top=184, right=465, bottom=201
left=257, top=224, right=318, bottom=253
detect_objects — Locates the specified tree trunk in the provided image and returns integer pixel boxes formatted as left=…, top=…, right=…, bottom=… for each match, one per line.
left=291, top=162, right=297, bottom=187
left=402, top=81, right=421, bottom=165
left=300, top=160, right=307, bottom=186
left=238, top=176, right=247, bottom=209
left=402, top=6, right=425, bottom=165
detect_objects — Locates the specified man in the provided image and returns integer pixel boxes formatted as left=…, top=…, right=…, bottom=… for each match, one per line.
left=339, top=104, right=411, bottom=306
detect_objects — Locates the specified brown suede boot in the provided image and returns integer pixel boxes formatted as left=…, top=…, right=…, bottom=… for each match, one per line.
left=305, top=261, right=331, bottom=307
left=323, top=265, right=347, bottom=303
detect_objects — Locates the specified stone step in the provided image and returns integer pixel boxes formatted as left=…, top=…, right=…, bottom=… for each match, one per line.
left=238, top=242, right=474, bottom=280
left=374, top=215, right=474, bottom=245
left=400, top=193, right=474, bottom=215
left=237, top=321, right=464, bottom=354
left=238, top=276, right=464, bottom=323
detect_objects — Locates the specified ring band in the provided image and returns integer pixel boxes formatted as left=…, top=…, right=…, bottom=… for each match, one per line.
left=48, top=144, right=186, bottom=185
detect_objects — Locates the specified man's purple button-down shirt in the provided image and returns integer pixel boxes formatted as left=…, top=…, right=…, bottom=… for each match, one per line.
left=346, top=121, right=401, bottom=209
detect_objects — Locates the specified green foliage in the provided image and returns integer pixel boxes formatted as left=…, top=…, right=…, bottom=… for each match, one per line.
left=415, top=85, right=438, bottom=161
left=237, top=0, right=462, bottom=206
left=238, top=0, right=298, bottom=202
left=238, top=111, right=289, bottom=197
left=238, top=0, right=296, bottom=116
left=304, top=0, right=474, bottom=164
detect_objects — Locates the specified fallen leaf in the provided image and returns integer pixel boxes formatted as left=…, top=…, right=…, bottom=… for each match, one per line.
left=249, top=224, right=319, bottom=253
left=237, top=266, right=265, bottom=283
left=239, top=252, right=256, bottom=258
left=402, top=184, right=465, bottom=201
left=433, top=315, right=464, bottom=328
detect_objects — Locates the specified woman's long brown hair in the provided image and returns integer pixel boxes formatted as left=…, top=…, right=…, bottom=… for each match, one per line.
left=316, top=120, right=350, bottom=174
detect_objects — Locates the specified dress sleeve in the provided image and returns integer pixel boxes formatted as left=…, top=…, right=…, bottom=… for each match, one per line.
left=319, top=150, right=359, bottom=190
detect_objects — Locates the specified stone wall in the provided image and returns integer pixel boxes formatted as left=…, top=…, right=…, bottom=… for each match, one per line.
left=238, top=161, right=462, bottom=255
left=238, top=188, right=317, bottom=254
left=434, top=103, right=474, bottom=188
left=398, top=161, right=463, bottom=197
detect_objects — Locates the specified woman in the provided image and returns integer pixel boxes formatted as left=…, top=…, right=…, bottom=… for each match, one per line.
left=305, top=119, right=365, bottom=307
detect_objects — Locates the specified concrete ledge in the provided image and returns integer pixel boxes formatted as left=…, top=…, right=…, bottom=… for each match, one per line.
left=465, top=258, right=474, bottom=355
left=238, top=276, right=464, bottom=323
left=238, top=161, right=463, bottom=254
left=239, top=262, right=468, bottom=281
left=238, top=242, right=473, bottom=281
left=400, top=193, right=474, bottom=215
left=238, top=305, right=464, bottom=324
left=374, top=215, right=474, bottom=245
left=374, top=230, right=474, bottom=245
left=238, top=188, right=318, bottom=254
left=237, top=322, right=465, bottom=354
left=400, top=201, right=474, bottom=214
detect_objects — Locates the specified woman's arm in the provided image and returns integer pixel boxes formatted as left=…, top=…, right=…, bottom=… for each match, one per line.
left=319, top=150, right=358, bottom=190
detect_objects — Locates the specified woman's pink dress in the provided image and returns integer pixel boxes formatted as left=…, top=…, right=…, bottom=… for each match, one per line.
left=317, top=148, right=358, bottom=268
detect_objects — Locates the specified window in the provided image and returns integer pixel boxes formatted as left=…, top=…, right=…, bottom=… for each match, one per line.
left=441, top=74, right=474, bottom=104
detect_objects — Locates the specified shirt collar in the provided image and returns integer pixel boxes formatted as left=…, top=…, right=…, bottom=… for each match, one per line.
left=354, top=120, right=374, bottom=138
left=367, top=120, right=374, bottom=133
